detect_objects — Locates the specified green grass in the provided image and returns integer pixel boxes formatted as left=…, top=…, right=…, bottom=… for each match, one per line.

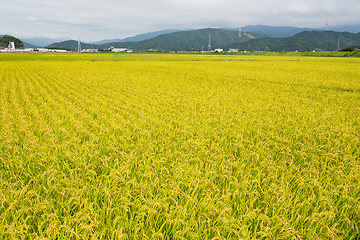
left=0, top=53, right=359, bottom=239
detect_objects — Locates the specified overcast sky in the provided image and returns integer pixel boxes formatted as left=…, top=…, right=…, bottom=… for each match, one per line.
left=1, top=0, right=359, bottom=42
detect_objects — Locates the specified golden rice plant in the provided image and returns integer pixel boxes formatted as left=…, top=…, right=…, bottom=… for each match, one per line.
left=0, top=53, right=359, bottom=239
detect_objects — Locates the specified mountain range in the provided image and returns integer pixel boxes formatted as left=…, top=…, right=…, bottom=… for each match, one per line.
left=2, top=24, right=360, bottom=52
left=20, top=37, right=71, bottom=48
left=3, top=24, right=358, bottom=47
left=231, top=25, right=317, bottom=38
left=101, top=29, right=268, bottom=51
left=91, top=29, right=188, bottom=45
left=225, top=30, right=360, bottom=52
left=46, top=29, right=268, bottom=51
left=45, top=28, right=360, bottom=52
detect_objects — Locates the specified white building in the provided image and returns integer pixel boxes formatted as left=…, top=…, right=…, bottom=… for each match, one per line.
left=82, top=49, right=99, bottom=52
left=214, top=48, right=224, bottom=53
left=228, top=48, right=239, bottom=53
left=36, top=48, right=50, bottom=52
left=111, top=48, right=133, bottom=53
left=34, top=48, right=67, bottom=53
left=50, top=49, right=67, bottom=53
left=8, top=41, right=15, bottom=50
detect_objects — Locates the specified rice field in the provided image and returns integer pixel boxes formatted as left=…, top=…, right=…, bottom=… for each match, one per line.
left=0, top=53, right=359, bottom=239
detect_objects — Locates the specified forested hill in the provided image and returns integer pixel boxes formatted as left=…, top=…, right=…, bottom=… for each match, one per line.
left=46, top=29, right=360, bottom=52
left=224, top=31, right=360, bottom=52
left=46, top=28, right=268, bottom=51
left=0, top=35, right=24, bottom=48
left=98, top=28, right=268, bottom=51
left=46, top=40, right=98, bottom=51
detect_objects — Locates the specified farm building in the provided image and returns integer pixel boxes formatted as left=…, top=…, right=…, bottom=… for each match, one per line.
left=8, top=41, right=15, bottom=50
left=111, top=48, right=133, bottom=53
left=228, top=48, right=239, bottom=53
left=82, top=49, right=99, bottom=52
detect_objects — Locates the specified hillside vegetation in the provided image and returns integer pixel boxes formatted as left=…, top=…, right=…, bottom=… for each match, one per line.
left=46, top=29, right=360, bottom=52
left=0, top=35, right=24, bottom=48
left=45, top=40, right=97, bottom=51
left=99, top=28, right=267, bottom=51
left=46, top=29, right=268, bottom=51
left=239, top=25, right=316, bottom=37
left=225, top=31, right=360, bottom=52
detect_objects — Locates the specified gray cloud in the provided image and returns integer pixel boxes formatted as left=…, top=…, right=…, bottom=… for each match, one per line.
left=1, top=0, right=359, bottom=41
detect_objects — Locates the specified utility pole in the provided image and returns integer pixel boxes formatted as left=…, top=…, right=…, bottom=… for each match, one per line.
left=208, top=34, right=211, bottom=51
left=78, top=37, right=81, bottom=53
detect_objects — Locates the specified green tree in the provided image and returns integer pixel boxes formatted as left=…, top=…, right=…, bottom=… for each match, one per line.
left=0, top=35, right=24, bottom=48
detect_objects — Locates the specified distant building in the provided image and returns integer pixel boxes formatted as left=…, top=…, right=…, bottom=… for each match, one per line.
left=0, top=47, right=68, bottom=53
left=8, top=41, right=15, bottom=50
left=51, top=49, right=67, bottom=53
left=82, top=49, right=99, bottom=52
left=111, top=48, right=132, bottom=52
left=111, top=48, right=133, bottom=53
left=214, top=48, right=224, bottom=53
left=37, top=48, right=51, bottom=52
left=33, top=48, right=67, bottom=53
left=228, top=48, right=239, bottom=53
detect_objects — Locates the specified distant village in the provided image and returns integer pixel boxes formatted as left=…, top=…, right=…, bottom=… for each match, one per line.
left=1, top=41, right=243, bottom=53
left=0, top=41, right=66, bottom=53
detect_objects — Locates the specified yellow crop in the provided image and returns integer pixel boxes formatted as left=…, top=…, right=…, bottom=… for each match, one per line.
left=0, top=53, right=359, bottom=239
